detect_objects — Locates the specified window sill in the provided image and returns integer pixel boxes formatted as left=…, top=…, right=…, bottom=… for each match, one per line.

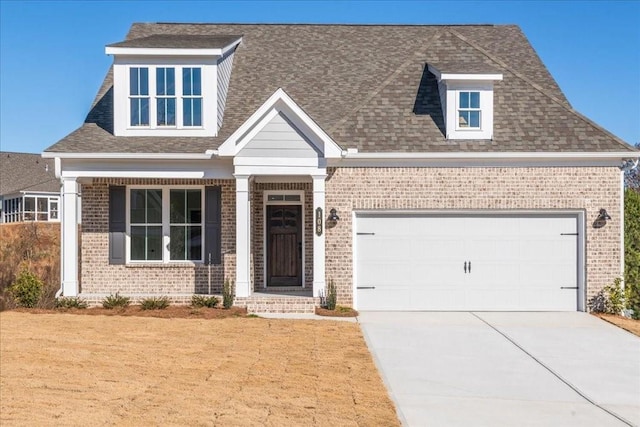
left=125, top=261, right=205, bottom=268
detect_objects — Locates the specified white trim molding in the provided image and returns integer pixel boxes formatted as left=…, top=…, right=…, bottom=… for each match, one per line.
left=217, top=88, right=343, bottom=159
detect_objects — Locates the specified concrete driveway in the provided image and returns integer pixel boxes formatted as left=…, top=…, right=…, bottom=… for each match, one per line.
left=358, top=312, right=640, bottom=427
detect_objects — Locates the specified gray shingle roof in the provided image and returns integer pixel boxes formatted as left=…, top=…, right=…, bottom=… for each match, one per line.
left=45, top=23, right=637, bottom=154
left=0, top=152, right=59, bottom=196
left=107, top=34, right=242, bottom=49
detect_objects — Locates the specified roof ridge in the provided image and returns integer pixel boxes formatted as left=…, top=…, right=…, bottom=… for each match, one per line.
left=328, top=31, right=444, bottom=135
left=147, top=22, right=501, bottom=28
left=447, top=28, right=636, bottom=151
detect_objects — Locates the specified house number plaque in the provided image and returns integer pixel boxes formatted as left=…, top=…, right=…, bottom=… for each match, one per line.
left=315, top=207, right=323, bottom=236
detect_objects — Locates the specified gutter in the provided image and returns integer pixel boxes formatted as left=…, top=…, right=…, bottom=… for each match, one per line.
left=41, top=152, right=216, bottom=160
left=342, top=151, right=640, bottom=161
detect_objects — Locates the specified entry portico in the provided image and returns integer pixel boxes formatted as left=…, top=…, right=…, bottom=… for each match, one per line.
left=217, top=88, right=343, bottom=298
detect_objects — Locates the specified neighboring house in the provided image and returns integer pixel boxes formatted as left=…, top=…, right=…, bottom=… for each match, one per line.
left=0, top=152, right=60, bottom=223
left=43, top=23, right=639, bottom=312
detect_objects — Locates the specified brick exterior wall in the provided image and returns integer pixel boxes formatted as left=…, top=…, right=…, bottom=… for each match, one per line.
left=80, top=178, right=236, bottom=296
left=324, top=166, right=622, bottom=306
left=79, top=168, right=622, bottom=310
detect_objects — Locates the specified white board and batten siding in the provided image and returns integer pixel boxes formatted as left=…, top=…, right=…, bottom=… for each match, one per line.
left=236, top=112, right=321, bottom=158
left=355, top=213, right=582, bottom=312
left=217, top=49, right=235, bottom=130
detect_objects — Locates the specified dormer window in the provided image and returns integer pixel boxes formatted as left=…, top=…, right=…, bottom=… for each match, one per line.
left=428, top=63, right=502, bottom=140
left=129, top=67, right=149, bottom=126
left=156, top=68, right=176, bottom=126
left=106, top=34, right=242, bottom=137
left=457, top=91, right=481, bottom=129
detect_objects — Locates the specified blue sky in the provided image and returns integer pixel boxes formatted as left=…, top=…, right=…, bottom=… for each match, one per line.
left=0, top=0, right=638, bottom=153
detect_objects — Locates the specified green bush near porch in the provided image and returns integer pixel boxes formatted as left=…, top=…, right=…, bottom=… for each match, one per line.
left=625, top=189, right=640, bottom=318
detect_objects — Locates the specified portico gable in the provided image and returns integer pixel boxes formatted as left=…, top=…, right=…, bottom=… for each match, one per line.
left=217, top=88, right=343, bottom=298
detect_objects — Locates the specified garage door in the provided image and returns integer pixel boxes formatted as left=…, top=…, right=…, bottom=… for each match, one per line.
left=355, top=214, right=579, bottom=311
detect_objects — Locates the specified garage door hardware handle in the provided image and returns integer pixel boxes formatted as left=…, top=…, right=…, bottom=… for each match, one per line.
left=357, top=286, right=375, bottom=289
left=464, top=261, right=467, bottom=273
left=560, top=233, right=579, bottom=236
left=560, top=286, right=578, bottom=289
left=357, top=232, right=375, bottom=235
left=469, top=261, right=471, bottom=273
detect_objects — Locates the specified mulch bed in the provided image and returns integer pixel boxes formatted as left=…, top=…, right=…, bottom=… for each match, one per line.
left=594, top=313, right=640, bottom=337
left=315, top=306, right=359, bottom=317
left=11, top=305, right=249, bottom=319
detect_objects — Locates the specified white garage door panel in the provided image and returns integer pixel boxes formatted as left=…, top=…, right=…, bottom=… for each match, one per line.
left=356, top=214, right=579, bottom=311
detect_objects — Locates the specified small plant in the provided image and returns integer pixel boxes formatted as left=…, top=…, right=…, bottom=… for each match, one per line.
left=222, top=278, right=234, bottom=309
left=324, top=279, right=337, bottom=311
left=191, top=294, right=219, bottom=308
left=102, top=292, right=131, bottom=309
left=589, top=278, right=629, bottom=314
left=55, top=296, right=88, bottom=309
left=140, top=296, right=170, bottom=310
left=9, top=269, right=43, bottom=308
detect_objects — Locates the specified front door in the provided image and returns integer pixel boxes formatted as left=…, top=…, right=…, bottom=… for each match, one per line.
left=267, top=205, right=302, bottom=286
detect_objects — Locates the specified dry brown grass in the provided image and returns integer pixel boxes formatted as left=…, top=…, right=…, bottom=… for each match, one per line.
left=0, top=222, right=60, bottom=310
left=595, top=313, right=640, bottom=337
left=0, top=311, right=399, bottom=426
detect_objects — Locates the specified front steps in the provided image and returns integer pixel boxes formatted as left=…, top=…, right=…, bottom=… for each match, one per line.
left=234, top=290, right=320, bottom=314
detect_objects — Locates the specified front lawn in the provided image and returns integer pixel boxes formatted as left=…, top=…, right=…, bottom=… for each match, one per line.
left=0, top=312, right=399, bottom=426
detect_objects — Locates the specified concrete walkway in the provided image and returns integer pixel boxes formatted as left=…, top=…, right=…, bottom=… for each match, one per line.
left=358, top=312, right=640, bottom=427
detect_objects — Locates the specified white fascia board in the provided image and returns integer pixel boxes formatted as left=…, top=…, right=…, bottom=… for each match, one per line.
left=61, top=171, right=205, bottom=179
left=233, top=157, right=322, bottom=167
left=106, top=47, right=223, bottom=56
left=218, top=88, right=343, bottom=158
left=427, top=64, right=503, bottom=82
left=343, top=151, right=639, bottom=160
left=42, top=152, right=213, bottom=160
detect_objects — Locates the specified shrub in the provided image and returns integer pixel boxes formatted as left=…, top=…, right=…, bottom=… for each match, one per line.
left=625, top=189, right=640, bottom=318
left=191, top=294, right=219, bottom=308
left=589, top=278, right=629, bottom=315
left=140, top=296, right=170, bottom=310
left=222, top=278, right=234, bottom=309
left=9, top=269, right=43, bottom=308
left=324, top=279, right=337, bottom=311
left=55, top=297, right=88, bottom=309
left=102, top=292, right=131, bottom=309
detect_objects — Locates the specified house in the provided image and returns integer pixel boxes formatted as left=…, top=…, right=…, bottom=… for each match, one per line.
left=0, top=152, right=61, bottom=223
left=43, top=23, right=639, bottom=311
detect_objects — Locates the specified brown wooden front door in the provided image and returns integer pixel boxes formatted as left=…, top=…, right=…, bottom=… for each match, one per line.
left=267, top=205, right=302, bottom=286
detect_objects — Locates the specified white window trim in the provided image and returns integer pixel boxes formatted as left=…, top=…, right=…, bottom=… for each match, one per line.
left=155, top=67, right=177, bottom=128
left=445, top=82, right=495, bottom=140
left=128, top=67, right=150, bottom=128
left=126, top=185, right=205, bottom=264
left=124, top=64, right=208, bottom=132
left=263, top=190, right=306, bottom=289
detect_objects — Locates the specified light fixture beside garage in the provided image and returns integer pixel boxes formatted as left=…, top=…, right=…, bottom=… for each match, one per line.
left=329, top=208, right=340, bottom=221
left=597, top=209, right=611, bottom=221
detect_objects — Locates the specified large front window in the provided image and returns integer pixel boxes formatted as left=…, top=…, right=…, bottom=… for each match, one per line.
left=128, top=187, right=203, bottom=262
left=182, top=68, right=202, bottom=126
left=458, top=91, right=481, bottom=129
left=129, top=67, right=149, bottom=126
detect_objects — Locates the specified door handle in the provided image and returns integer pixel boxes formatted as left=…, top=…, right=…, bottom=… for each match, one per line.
left=464, top=261, right=467, bottom=274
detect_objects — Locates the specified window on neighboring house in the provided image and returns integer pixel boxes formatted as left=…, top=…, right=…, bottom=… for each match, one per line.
left=458, top=91, right=481, bottom=129
left=169, top=189, right=203, bottom=261
left=156, top=68, right=176, bottom=126
left=129, top=187, right=204, bottom=262
left=24, top=197, right=35, bottom=221
left=130, top=67, right=149, bottom=126
left=49, top=200, right=59, bottom=220
left=182, top=67, right=202, bottom=126
left=130, top=189, right=163, bottom=261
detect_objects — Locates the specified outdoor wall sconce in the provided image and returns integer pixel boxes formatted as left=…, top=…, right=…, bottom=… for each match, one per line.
left=329, top=208, right=340, bottom=221
left=597, top=209, right=611, bottom=221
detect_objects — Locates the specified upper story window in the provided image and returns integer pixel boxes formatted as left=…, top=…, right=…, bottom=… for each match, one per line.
left=458, top=91, right=481, bottom=129
left=129, top=67, right=149, bottom=126
left=182, top=68, right=202, bottom=127
left=156, top=68, right=176, bottom=126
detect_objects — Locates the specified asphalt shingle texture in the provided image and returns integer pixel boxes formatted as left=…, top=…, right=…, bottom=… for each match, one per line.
left=0, top=152, right=59, bottom=196
left=45, top=23, right=637, bottom=154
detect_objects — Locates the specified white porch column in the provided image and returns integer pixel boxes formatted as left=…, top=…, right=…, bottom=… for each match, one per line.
left=312, top=174, right=327, bottom=297
left=234, top=175, right=251, bottom=298
left=61, top=177, right=79, bottom=297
